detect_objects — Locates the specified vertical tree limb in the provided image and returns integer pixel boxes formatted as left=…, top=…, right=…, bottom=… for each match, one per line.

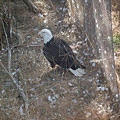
left=0, top=2, right=29, bottom=113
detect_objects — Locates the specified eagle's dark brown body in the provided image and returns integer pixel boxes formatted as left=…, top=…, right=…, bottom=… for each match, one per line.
left=43, top=37, right=85, bottom=70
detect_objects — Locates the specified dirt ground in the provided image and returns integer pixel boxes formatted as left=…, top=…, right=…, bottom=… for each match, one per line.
left=0, top=1, right=120, bottom=120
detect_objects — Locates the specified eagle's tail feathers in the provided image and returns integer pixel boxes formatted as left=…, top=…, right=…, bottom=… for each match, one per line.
left=69, top=68, right=85, bottom=77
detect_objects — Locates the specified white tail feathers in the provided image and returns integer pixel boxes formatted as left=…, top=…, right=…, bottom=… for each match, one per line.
left=69, top=68, right=85, bottom=77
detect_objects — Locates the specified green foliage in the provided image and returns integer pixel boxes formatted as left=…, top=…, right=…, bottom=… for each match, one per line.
left=113, top=33, right=120, bottom=45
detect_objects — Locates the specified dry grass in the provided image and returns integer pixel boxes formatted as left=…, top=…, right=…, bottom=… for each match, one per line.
left=0, top=0, right=120, bottom=120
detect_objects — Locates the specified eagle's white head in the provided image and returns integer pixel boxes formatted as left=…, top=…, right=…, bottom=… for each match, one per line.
left=38, top=29, right=53, bottom=44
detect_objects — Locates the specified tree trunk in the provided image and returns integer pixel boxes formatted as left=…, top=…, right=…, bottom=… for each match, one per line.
left=67, top=0, right=119, bottom=113
left=83, top=0, right=119, bottom=112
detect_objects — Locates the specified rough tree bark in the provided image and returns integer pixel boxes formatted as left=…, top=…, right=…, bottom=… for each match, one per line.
left=83, top=0, right=119, bottom=112
left=67, top=0, right=119, bottom=112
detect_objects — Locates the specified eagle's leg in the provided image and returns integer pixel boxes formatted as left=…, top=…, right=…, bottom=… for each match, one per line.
left=50, top=62, right=56, bottom=68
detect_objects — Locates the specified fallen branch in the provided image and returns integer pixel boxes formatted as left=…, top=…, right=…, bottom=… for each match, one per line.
left=23, top=0, right=40, bottom=14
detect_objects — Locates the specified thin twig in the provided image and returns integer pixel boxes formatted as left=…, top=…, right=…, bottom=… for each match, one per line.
left=11, top=44, right=43, bottom=49
left=8, top=49, right=11, bottom=73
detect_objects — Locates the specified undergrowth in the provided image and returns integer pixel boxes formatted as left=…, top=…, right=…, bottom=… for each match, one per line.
left=113, top=33, right=120, bottom=45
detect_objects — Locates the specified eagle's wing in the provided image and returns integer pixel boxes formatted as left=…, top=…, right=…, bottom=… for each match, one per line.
left=43, top=47, right=56, bottom=68
left=58, top=39, right=75, bottom=57
left=58, top=39, right=86, bottom=69
left=52, top=39, right=78, bottom=68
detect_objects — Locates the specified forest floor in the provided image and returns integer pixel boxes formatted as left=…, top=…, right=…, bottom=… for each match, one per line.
left=0, top=0, right=120, bottom=120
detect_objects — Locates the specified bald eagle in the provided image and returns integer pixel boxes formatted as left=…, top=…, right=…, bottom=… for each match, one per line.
left=38, top=29, right=86, bottom=76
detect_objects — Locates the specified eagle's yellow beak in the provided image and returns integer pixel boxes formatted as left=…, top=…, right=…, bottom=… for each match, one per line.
left=38, top=31, right=44, bottom=41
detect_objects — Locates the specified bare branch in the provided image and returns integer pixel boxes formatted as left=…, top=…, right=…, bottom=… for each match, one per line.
left=11, top=43, right=43, bottom=49
left=23, top=0, right=40, bottom=14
